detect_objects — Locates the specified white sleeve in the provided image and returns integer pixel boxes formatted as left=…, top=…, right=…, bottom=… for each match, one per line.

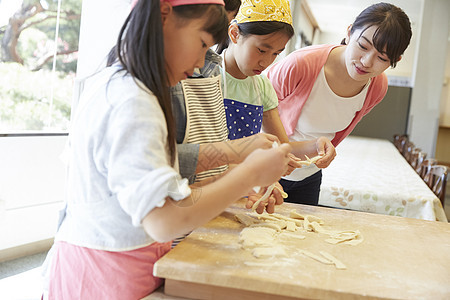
left=101, top=86, right=191, bottom=227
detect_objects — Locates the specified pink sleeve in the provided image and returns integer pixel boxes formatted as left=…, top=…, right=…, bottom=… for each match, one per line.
left=267, top=53, right=305, bottom=102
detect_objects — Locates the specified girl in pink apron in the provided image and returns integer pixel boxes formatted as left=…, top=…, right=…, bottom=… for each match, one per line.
left=42, top=1, right=293, bottom=299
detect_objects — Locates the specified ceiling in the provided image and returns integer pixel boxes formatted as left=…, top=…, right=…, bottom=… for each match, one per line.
left=304, top=0, right=422, bottom=34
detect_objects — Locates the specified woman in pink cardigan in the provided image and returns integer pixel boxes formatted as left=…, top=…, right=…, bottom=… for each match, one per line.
left=266, top=3, right=412, bottom=206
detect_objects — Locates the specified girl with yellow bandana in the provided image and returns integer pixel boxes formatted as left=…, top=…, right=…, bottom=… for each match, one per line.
left=218, top=0, right=337, bottom=190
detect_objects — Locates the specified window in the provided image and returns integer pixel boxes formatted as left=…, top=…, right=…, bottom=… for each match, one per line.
left=0, top=0, right=81, bottom=133
left=0, top=0, right=81, bottom=259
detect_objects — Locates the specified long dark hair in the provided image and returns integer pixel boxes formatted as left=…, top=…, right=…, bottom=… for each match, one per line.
left=108, top=1, right=227, bottom=164
left=225, top=0, right=241, bottom=12
left=216, top=21, right=294, bottom=54
left=341, top=2, right=412, bottom=68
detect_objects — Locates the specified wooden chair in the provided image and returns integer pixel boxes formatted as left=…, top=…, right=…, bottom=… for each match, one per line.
left=429, top=165, right=448, bottom=207
left=393, top=134, right=408, bottom=153
left=402, top=141, right=415, bottom=163
left=411, top=151, right=427, bottom=174
left=421, top=158, right=438, bottom=187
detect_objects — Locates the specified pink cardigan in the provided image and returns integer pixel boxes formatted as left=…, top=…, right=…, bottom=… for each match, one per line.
left=267, top=44, right=388, bottom=147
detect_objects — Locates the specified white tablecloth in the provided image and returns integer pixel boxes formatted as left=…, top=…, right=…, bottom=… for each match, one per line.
left=319, top=136, right=447, bottom=222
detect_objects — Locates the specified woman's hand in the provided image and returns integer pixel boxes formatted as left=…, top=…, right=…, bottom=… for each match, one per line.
left=314, top=137, right=336, bottom=168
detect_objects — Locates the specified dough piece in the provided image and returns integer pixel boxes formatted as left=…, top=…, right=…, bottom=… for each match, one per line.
left=271, top=213, right=304, bottom=227
left=303, top=218, right=313, bottom=232
left=325, top=230, right=363, bottom=245
left=285, top=221, right=297, bottom=232
left=301, top=250, right=333, bottom=265
left=250, top=222, right=282, bottom=232
left=319, top=251, right=347, bottom=270
left=305, top=215, right=324, bottom=225
left=297, top=154, right=323, bottom=166
left=239, top=227, right=276, bottom=248
left=289, top=210, right=305, bottom=220
left=345, top=237, right=364, bottom=246
left=305, top=221, right=325, bottom=233
left=257, top=214, right=282, bottom=222
left=235, top=213, right=257, bottom=226
left=252, top=246, right=287, bottom=258
left=251, top=183, right=275, bottom=211
left=274, top=185, right=288, bottom=198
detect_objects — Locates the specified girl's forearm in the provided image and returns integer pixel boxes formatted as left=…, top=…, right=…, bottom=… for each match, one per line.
left=196, top=141, right=248, bottom=172
left=143, top=163, right=256, bottom=242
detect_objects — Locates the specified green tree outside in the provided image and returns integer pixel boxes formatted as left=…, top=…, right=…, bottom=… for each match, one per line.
left=0, top=0, right=81, bottom=132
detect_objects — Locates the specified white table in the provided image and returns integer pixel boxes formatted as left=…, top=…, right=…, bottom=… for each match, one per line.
left=319, top=136, right=448, bottom=222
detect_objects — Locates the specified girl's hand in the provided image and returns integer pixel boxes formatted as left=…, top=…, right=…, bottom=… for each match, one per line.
left=243, top=143, right=292, bottom=188
left=285, top=153, right=304, bottom=174
left=246, top=182, right=285, bottom=214
left=314, top=137, right=336, bottom=168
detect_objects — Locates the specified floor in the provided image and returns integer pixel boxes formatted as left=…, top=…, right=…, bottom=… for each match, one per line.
left=1, top=183, right=449, bottom=300
left=0, top=251, right=48, bottom=300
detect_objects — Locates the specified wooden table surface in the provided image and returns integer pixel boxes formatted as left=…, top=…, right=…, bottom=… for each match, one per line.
left=154, top=200, right=450, bottom=299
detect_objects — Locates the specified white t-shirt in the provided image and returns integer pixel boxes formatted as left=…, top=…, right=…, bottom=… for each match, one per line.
left=56, top=66, right=191, bottom=251
left=284, top=67, right=369, bottom=181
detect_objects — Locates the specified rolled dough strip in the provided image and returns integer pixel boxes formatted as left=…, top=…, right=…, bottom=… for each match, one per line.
left=301, top=250, right=333, bottom=265
left=319, top=251, right=347, bottom=270
left=326, top=230, right=361, bottom=244
left=289, top=210, right=305, bottom=220
left=274, top=185, right=288, bottom=198
left=305, top=215, right=325, bottom=225
left=297, top=154, right=324, bottom=166
left=306, top=154, right=322, bottom=164
left=256, top=214, right=281, bottom=222
left=250, top=222, right=282, bottom=232
left=270, top=213, right=304, bottom=227
left=251, top=183, right=275, bottom=211
left=345, top=238, right=364, bottom=246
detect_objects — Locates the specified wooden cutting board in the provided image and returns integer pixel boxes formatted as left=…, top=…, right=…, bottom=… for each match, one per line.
left=154, top=200, right=450, bottom=299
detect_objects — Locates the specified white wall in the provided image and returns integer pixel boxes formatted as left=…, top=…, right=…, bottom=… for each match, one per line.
left=440, top=41, right=450, bottom=127
left=315, top=1, right=419, bottom=84
left=0, top=136, right=67, bottom=210
left=408, top=0, right=450, bottom=155
left=76, top=0, right=132, bottom=79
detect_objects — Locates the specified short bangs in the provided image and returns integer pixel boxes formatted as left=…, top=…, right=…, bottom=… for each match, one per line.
left=359, top=23, right=408, bottom=68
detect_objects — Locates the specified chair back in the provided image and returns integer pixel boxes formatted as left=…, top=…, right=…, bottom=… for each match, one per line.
left=408, top=147, right=422, bottom=166
left=430, top=165, right=448, bottom=207
left=402, top=141, right=415, bottom=163
left=420, top=158, right=438, bottom=186
left=412, top=151, right=427, bottom=174
left=393, top=134, right=408, bottom=153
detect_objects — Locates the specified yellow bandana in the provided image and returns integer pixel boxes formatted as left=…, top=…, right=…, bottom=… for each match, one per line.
left=234, top=0, right=293, bottom=26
